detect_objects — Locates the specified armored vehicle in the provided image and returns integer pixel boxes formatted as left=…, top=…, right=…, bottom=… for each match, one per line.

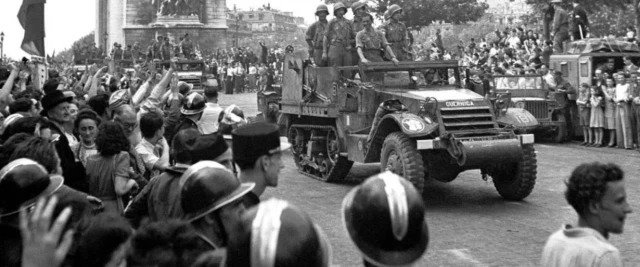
left=277, top=52, right=539, bottom=200
left=493, top=74, right=567, bottom=142
left=152, top=60, right=212, bottom=91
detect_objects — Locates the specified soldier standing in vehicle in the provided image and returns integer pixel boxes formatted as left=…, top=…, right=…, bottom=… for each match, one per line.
left=356, top=13, right=399, bottom=65
left=350, top=1, right=367, bottom=66
left=322, top=2, right=354, bottom=77
left=551, top=0, right=570, bottom=53
left=180, top=33, right=194, bottom=59
left=381, top=5, right=409, bottom=62
left=305, top=4, right=329, bottom=66
left=160, top=37, right=173, bottom=61
left=153, top=35, right=164, bottom=60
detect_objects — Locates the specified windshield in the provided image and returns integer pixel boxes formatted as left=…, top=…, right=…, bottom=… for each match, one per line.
left=177, top=63, right=204, bottom=71
left=494, top=76, right=544, bottom=90
left=371, top=67, right=460, bottom=88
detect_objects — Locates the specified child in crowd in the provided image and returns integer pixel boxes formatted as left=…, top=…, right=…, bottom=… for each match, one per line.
left=576, top=83, right=591, bottom=145
left=589, top=85, right=605, bottom=146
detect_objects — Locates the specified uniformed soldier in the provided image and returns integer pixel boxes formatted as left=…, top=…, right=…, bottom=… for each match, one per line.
left=160, top=37, right=173, bottom=60
left=381, top=5, right=409, bottom=62
left=551, top=0, right=570, bottom=53
left=322, top=2, right=354, bottom=76
left=123, top=45, right=133, bottom=61
left=153, top=35, right=164, bottom=60
left=342, top=172, right=429, bottom=267
left=356, top=13, right=398, bottom=65
left=350, top=1, right=367, bottom=66
left=111, top=42, right=123, bottom=62
left=181, top=33, right=194, bottom=59
left=305, top=4, right=330, bottom=66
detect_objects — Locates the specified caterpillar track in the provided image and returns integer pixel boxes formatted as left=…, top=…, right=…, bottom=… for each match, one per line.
left=288, top=124, right=353, bottom=182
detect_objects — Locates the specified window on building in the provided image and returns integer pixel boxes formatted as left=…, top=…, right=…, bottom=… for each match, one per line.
left=259, top=13, right=264, bottom=20
left=249, top=14, right=254, bottom=19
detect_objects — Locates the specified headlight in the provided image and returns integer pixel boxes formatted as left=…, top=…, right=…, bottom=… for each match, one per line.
left=515, top=102, right=525, bottom=109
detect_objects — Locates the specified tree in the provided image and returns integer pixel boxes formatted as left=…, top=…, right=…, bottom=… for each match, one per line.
left=54, top=33, right=95, bottom=63
left=324, top=0, right=489, bottom=29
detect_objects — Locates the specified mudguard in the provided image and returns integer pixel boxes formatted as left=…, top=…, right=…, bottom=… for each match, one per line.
left=497, top=108, right=539, bottom=129
left=373, top=113, right=438, bottom=138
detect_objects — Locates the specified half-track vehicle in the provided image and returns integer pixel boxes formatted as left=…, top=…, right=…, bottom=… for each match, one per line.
left=493, top=74, right=568, bottom=142
left=277, top=51, right=539, bottom=200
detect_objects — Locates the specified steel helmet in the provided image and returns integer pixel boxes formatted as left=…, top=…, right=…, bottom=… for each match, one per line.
left=180, top=92, right=206, bottom=115
left=315, top=4, right=329, bottom=15
left=388, top=4, right=403, bottom=17
left=333, top=2, right=348, bottom=15
left=383, top=10, right=390, bottom=21
left=351, top=1, right=366, bottom=12
left=226, top=199, right=333, bottom=267
left=342, top=171, right=429, bottom=267
left=109, top=89, right=131, bottom=110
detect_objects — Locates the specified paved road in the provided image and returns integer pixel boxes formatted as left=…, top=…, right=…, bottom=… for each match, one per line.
left=221, top=93, right=640, bottom=267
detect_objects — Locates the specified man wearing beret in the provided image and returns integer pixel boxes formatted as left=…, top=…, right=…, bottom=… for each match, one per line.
left=232, top=123, right=291, bottom=208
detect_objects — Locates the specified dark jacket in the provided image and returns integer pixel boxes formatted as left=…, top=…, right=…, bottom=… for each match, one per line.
left=124, top=165, right=188, bottom=228
left=49, top=122, right=88, bottom=192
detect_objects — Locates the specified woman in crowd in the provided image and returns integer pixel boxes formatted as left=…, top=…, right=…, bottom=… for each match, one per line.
left=590, top=85, right=606, bottom=146
left=85, top=121, right=138, bottom=215
left=71, top=109, right=101, bottom=166
left=603, top=77, right=617, bottom=147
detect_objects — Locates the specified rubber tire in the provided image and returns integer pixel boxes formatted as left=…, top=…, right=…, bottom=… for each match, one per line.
left=553, top=117, right=567, bottom=143
left=380, top=132, right=425, bottom=193
left=492, top=144, right=537, bottom=201
left=323, top=156, right=354, bottom=183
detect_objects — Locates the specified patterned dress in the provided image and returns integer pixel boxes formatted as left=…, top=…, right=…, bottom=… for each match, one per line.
left=590, top=96, right=605, bottom=128
left=604, top=86, right=616, bottom=130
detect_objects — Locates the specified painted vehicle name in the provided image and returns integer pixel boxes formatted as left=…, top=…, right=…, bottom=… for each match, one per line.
left=445, top=101, right=475, bottom=107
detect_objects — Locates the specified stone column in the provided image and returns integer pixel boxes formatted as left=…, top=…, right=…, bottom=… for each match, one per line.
left=207, top=0, right=227, bottom=28
left=107, top=0, right=125, bottom=50
left=95, top=0, right=108, bottom=49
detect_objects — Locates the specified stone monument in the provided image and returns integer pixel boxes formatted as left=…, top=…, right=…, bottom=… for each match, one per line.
left=96, top=0, right=228, bottom=54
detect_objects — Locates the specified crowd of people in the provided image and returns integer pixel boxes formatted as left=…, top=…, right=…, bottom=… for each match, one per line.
left=0, top=0, right=636, bottom=266
left=0, top=49, right=433, bottom=266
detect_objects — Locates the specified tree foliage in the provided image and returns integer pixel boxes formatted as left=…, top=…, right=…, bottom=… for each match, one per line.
left=324, top=0, right=489, bottom=29
left=54, top=33, right=95, bottom=63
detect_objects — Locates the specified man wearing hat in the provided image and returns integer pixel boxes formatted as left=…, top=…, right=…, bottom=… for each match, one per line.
left=0, top=159, right=65, bottom=266
left=180, top=161, right=255, bottom=249
left=111, top=42, right=124, bottom=62
left=553, top=70, right=576, bottom=140
left=232, top=123, right=291, bottom=208
left=322, top=2, right=354, bottom=77
left=381, top=4, right=409, bottom=63
left=125, top=128, right=200, bottom=227
left=191, top=132, right=234, bottom=170
left=175, top=92, right=205, bottom=137
left=342, top=171, right=429, bottom=267
left=41, top=87, right=87, bottom=192
left=226, top=199, right=333, bottom=267
left=350, top=1, right=367, bottom=66
left=551, top=0, right=570, bottom=53
left=306, top=4, right=330, bottom=66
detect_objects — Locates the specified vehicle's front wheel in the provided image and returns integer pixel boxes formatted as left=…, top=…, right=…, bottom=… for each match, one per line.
left=490, top=144, right=537, bottom=201
left=380, top=132, right=425, bottom=192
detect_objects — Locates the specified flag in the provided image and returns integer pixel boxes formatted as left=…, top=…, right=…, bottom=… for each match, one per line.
left=18, top=0, right=46, bottom=57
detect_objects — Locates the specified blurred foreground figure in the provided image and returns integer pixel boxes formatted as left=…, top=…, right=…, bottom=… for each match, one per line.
left=342, top=171, right=429, bottom=267
left=226, top=198, right=332, bottom=267
left=541, top=162, right=631, bottom=267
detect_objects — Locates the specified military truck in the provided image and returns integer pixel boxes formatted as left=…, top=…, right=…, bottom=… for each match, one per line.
left=277, top=52, right=539, bottom=200
left=152, top=60, right=212, bottom=91
left=493, top=74, right=568, bottom=142
left=549, top=38, right=640, bottom=138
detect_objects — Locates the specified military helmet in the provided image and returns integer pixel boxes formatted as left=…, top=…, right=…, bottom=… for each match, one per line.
left=342, top=171, right=429, bottom=267
left=180, top=92, right=206, bottom=115
left=383, top=10, right=390, bottom=21
left=315, top=4, right=329, bottom=15
left=351, top=1, right=366, bottom=12
left=333, top=2, right=348, bottom=15
left=388, top=4, right=403, bottom=17
left=226, top=199, right=333, bottom=267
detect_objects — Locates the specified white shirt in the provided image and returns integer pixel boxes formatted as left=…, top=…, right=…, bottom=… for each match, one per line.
left=249, top=66, right=258, bottom=74
left=615, top=84, right=630, bottom=102
left=197, top=102, right=223, bottom=135
left=541, top=225, right=622, bottom=267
